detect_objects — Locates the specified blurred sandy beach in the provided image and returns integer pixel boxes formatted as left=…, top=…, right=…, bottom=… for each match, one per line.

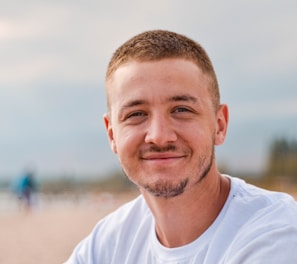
left=1, top=188, right=296, bottom=264
left=0, top=191, right=139, bottom=264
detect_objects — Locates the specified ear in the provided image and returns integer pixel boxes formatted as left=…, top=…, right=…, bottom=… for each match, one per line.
left=214, top=104, right=229, bottom=146
left=103, top=113, right=117, bottom=154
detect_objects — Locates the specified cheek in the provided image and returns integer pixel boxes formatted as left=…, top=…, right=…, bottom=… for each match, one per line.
left=178, top=125, right=205, bottom=140
left=114, top=129, right=141, bottom=155
left=181, top=126, right=215, bottom=148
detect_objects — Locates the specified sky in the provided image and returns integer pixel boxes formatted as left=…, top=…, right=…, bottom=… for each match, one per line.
left=1, top=0, right=297, bottom=180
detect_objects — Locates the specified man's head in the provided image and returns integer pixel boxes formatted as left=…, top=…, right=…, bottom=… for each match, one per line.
left=103, top=30, right=228, bottom=199
left=105, top=30, right=220, bottom=112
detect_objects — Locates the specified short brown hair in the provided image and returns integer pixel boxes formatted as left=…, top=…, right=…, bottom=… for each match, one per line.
left=106, top=30, right=220, bottom=110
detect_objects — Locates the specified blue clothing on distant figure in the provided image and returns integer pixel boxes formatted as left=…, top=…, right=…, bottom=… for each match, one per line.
left=17, top=172, right=36, bottom=206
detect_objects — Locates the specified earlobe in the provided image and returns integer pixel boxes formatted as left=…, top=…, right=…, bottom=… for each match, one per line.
left=103, top=114, right=117, bottom=154
left=215, top=104, right=229, bottom=146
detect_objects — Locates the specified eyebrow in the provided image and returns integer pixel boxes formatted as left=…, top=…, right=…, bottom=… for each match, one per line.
left=122, top=99, right=147, bottom=109
left=169, top=94, right=198, bottom=104
left=121, top=94, right=197, bottom=109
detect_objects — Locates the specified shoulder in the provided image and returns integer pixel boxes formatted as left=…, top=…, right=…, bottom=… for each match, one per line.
left=94, top=194, right=151, bottom=233
left=228, top=176, right=297, bottom=226
left=223, top=176, right=297, bottom=263
left=65, top=195, right=153, bottom=263
left=228, top=175, right=297, bottom=210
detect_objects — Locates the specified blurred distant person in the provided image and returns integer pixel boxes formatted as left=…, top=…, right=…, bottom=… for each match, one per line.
left=16, top=168, right=37, bottom=212
left=65, top=30, right=297, bottom=263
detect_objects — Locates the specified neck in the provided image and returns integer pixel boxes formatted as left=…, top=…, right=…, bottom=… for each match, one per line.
left=141, top=172, right=230, bottom=248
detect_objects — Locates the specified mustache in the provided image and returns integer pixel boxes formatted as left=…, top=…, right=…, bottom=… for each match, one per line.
left=142, top=144, right=177, bottom=153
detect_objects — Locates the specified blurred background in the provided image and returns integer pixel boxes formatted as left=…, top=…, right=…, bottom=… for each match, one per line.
left=0, top=0, right=296, bottom=262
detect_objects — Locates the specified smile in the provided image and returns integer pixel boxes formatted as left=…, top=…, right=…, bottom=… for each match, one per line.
left=142, top=153, right=184, bottom=159
left=141, top=153, right=186, bottom=164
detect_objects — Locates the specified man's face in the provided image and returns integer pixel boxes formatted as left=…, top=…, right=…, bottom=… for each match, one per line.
left=104, top=58, right=228, bottom=198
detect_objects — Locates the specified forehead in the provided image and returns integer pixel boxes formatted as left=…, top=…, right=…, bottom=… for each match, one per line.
left=106, top=58, right=212, bottom=109
left=109, top=58, right=202, bottom=79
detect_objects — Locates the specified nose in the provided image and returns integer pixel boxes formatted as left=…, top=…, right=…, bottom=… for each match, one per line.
left=144, top=114, right=177, bottom=146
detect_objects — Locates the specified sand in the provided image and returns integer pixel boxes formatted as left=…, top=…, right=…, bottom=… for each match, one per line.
left=0, top=191, right=138, bottom=264
left=2, top=189, right=296, bottom=264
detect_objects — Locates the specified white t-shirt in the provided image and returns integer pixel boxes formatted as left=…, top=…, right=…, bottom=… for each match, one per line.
left=65, top=176, right=297, bottom=263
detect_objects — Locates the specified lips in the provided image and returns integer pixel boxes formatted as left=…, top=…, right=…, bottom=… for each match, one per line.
left=141, top=153, right=185, bottom=160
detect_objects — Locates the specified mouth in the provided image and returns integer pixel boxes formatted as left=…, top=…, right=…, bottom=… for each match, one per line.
left=141, top=153, right=186, bottom=161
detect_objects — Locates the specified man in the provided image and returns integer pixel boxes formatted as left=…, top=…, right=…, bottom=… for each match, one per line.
left=66, top=30, right=297, bottom=263
left=15, top=167, right=37, bottom=212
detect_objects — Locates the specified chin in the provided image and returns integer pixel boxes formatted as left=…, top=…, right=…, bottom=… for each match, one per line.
left=142, top=178, right=189, bottom=199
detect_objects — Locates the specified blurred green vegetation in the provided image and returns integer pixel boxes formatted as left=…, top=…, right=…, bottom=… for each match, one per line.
left=266, top=138, right=297, bottom=181
left=38, top=171, right=137, bottom=194
left=244, top=138, right=297, bottom=194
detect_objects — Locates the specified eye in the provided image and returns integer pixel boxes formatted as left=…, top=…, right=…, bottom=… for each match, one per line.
left=127, top=111, right=146, bottom=118
left=123, top=111, right=148, bottom=125
left=173, top=107, right=191, bottom=113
